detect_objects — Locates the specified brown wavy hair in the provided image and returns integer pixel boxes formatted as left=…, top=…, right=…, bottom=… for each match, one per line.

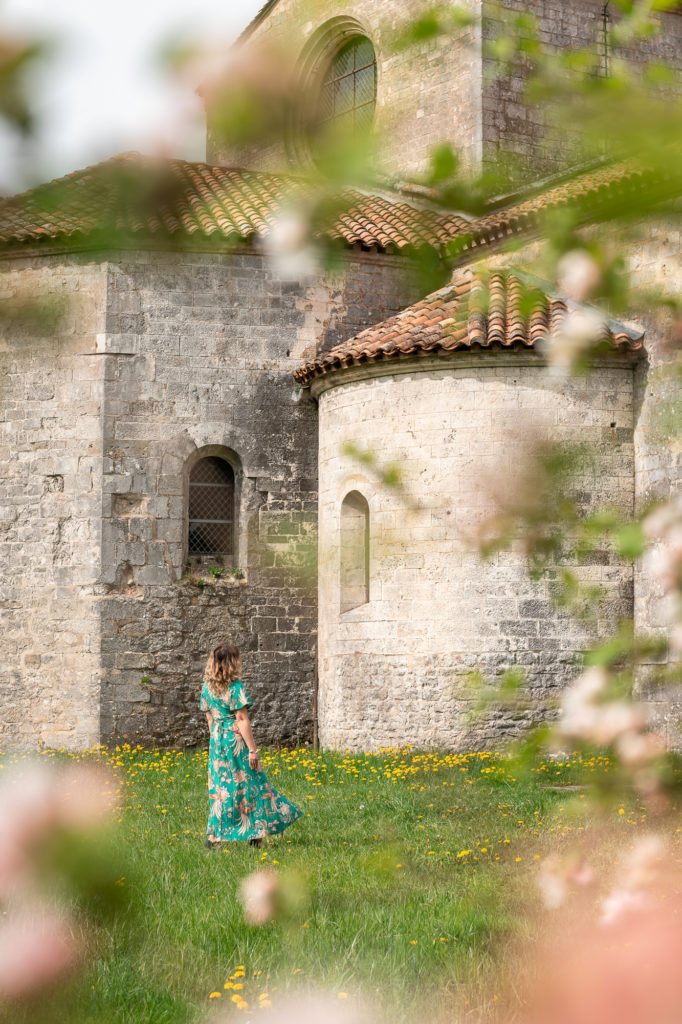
left=204, top=643, right=242, bottom=697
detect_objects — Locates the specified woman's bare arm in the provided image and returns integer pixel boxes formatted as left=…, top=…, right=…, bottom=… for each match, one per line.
left=205, top=711, right=213, bottom=730
left=235, top=708, right=260, bottom=770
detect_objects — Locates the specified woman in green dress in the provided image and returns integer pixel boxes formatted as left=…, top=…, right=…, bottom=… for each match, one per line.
left=200, top=643, right=302, bottom=848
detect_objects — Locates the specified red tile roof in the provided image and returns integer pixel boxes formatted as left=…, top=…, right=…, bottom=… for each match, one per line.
left=0, top=152, right=667, bottom=260
left=293, top=267, right=644, bottom=386
left=0, top=152, right=470, bottom=253
left=456, top=162, right=661, bottom=257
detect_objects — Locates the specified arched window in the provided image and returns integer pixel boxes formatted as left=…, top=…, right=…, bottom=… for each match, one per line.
left=340, top=490, right=369, bottom=613
left=188, top=456, right=235, bottom=558
left=319, top=36, right=377, bottom=134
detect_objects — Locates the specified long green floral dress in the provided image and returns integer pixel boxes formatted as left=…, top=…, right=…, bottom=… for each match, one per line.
left=200, top=679, right=302, bottom=842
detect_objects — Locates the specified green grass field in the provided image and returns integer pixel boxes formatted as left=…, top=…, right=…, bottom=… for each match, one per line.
left=0, top=745, right=649, bottom=1024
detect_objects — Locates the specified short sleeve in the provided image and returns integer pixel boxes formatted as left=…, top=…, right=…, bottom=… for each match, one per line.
left=199, top=682, right=209, bottom=712
left=227, top=680, right=252, bottom=712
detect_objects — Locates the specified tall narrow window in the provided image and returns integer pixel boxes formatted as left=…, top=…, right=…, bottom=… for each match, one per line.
left=340, top=490, right=369, bottom=613
left=319, top=36, right=377, bottom=134
left=188, top=456, right=235, bottom=558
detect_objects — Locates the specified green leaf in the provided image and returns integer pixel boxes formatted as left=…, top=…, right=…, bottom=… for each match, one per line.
left=429, top=142, right=458, bottom=183
left=614, top=523, right=646, bottom=559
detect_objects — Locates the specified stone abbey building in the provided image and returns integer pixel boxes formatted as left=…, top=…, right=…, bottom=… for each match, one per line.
left=1, top=0, right=681, bottom=751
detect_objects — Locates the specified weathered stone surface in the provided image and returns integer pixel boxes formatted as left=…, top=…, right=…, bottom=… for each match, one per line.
left=214, top=0, right=682, bottom=182
left=0, top=246, right=415, bottom=750
left=315, top=353, right=636, bottom=750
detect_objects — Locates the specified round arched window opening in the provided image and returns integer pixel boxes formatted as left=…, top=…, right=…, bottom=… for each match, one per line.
left=318, top=36, right=377, bottom=135
left=187, top=456, right=235, bottom=559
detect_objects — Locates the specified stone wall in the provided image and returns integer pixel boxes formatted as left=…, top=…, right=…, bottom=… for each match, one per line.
left=95, top=246, right=413, bottom=747
left=479, top=221, right=682, bottom=742
left=215, top=0, right=682, bottom=185
left=0, top=243, right=414, bottom=750
left=626, top=220, right=682, bottom=744
left=482, top=0, right=682, bottom=180
left=209, top=0, right=482, bottom=179
left=315, top=354, right=636, bottom=751
left=0, top=256, right=107, bottom=749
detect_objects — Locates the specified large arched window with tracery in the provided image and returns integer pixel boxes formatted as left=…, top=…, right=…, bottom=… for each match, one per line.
left=340, top=490, right=370, bottom=613
left=319, top=36, right=377, bottom=133
left=187, top=456, right=235, bottom=559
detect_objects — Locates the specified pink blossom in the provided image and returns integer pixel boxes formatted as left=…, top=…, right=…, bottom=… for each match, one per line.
left=616, top=730, right=665, bottom=766
left=217, top=993, right=368, bottom=1024
left=240, top=867, right=280, bottom=925
left=537, top=854, right=595, bottom=910
left=0, top=762, right=118, bottom=896
left=55, top=764, right=120, bottom=828
left=559, top=668, right=646, bottom=748
left=600, top=835, right=666, bottom=926
left=0, top=908, right=79, bottom=1000
left=0, top=764, right=55, bottom=896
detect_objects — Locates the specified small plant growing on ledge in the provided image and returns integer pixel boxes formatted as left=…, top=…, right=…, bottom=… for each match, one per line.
left=230, top=568, right=245, bottom=580
left=208, top=566, right=225, bottom=578
left=180, top=573, right=205, bottom=588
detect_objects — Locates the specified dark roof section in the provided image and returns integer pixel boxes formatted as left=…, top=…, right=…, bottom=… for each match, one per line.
left=451, top=162, right=669, bottom=259
left=236, top=0, right=282, bottom=44
left=293, top=267, right=644, bottom=386
left=0, top=152, right=470, bottom=254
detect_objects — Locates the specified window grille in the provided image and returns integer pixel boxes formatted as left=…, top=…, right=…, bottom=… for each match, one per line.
left=188, top=457, right=235, bottom=558
left=319, top=36, right=377, bottom=133
left=340, top=490, right=369, bottom=613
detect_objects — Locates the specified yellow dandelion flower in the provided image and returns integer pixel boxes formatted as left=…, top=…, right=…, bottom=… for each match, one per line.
left=209, top=992, right=222, bottom=999
left=337, top=992, right=348, bottom=999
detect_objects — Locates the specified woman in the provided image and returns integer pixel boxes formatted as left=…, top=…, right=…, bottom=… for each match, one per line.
left=200, top=643, right=302, bottom=847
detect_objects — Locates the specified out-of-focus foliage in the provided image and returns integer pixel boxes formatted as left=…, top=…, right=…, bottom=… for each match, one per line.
left=2, top=1, right=682, bottom=1022
left=0, top=35, right=46, bottom=138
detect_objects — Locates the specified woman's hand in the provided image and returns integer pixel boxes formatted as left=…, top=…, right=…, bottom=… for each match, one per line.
left=248, top=749, right=260, bottom=771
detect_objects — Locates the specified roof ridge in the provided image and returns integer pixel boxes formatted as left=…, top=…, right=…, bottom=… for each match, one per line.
left=235, top=0, right=281, bottom=44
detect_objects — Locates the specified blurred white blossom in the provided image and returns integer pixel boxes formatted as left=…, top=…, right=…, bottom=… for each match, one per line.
left=240, top=867, right=280, bottom=926
left=218, top=992, right=369, bottom=1024
left=548, top=307, right=607, bottom=374
left=557, top=249, right=602, bottom=302
left=558, top=667, right=659, bottom=756
left=264, top=208, right=319, bottom=281
left=600, top=835, right=666, bottom=926
left=537, top=853, right=594, bottom=909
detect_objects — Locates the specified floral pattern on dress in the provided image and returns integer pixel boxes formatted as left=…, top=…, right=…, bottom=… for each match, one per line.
left=200, top=680, right=303, bottom=842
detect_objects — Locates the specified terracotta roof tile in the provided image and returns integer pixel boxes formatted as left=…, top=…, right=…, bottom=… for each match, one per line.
left=0, top=152, right=469, bottom=253
left=0, top=153, right=667, bottom=260
left=293, top=267, right=644, bottom=386
left=456, top=162, right=664, bottom=256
